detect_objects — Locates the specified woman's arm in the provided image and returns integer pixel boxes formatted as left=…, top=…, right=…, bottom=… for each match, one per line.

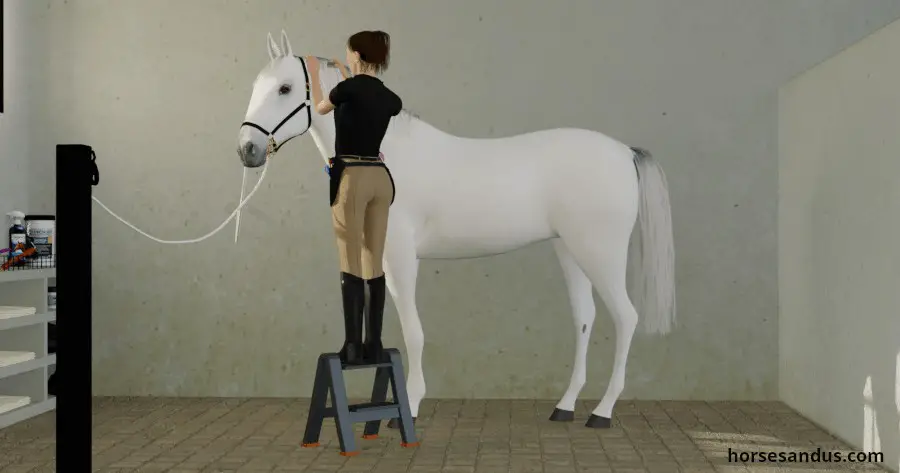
left=324, top=60, right=352, bottom=114
left=391, top=92, right=403, bottom=116
left=316, top=98, right=335, bottom=116
left=305, top=56, right=334, bottom=115
left=332, top=58, right=350, bottom=80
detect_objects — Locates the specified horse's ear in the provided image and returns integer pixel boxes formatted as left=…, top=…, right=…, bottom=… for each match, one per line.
left=280, top=29, right=293, bottom=57
left=267, top=32, right=282, bottom=60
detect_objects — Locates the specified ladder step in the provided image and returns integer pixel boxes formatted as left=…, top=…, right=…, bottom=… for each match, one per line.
left=340, top=360, right=393, bottom=371
left=348, top=401, right=397, bottom=413
left=321, top=402, right=401, bottom=423
left=348, top=401, right=400, bottom=423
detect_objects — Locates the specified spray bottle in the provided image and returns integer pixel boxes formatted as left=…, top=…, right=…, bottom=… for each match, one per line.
left=6, top=211, right=27, bottom=266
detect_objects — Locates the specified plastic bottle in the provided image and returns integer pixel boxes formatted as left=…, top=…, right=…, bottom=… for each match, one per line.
left=6, top=211, right=26, bottom=266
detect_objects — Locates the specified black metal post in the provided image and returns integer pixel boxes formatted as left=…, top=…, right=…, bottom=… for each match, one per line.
left=55, top=144, right=98, bottom=470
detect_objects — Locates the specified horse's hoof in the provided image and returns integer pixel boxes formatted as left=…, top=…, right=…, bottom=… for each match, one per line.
left=387, top=417, right=416, bottom=429
left=548, top=408, right=575, bottom=422
left=585, top=414, right=612, bottom=428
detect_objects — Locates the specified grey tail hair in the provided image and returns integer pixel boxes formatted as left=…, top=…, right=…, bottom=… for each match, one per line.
left=629, top=146, right=676, bottom=335
left=631, top=146, right=651, bottom=169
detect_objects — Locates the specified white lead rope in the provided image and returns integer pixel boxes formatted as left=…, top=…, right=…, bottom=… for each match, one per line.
left=91, top=162, right=267, bottom=245
left=91, top=138, right=275, bottom=245
left=234, top=167, right=248, bottom=243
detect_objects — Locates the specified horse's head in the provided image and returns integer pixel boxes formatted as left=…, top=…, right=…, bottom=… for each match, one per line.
left=238, top=30, right=312, bottom=168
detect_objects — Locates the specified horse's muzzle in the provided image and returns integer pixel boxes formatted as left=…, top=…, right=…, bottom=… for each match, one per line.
left=239, top=141, right=265, bottom=168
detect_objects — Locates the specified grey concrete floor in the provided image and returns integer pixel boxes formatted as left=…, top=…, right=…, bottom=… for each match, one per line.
left=0, top=398, right=889, bottom=472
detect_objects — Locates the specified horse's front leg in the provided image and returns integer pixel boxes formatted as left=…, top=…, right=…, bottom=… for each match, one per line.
left=381, top=225, right=425, bottom=426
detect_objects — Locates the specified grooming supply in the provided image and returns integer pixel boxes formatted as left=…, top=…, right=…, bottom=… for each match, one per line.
left=6, top=211, right=26, bottom=267
left=25, top=215, right=55, bottom=267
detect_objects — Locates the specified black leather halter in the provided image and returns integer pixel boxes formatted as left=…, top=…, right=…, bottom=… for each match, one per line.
left=240, top=56, right=312, bottom=152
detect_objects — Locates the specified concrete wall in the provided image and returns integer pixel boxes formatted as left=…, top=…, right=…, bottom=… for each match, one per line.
left=0, top=0, right=32, bottom=219
left=23, top=0, right=900, bottom=399
left=779, top=18, right=900, bottom=473
left=1, top=1, right=74, bottom=223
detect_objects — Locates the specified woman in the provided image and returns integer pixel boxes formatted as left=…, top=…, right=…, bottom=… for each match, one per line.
left=307, top=31, right=402, bottom=364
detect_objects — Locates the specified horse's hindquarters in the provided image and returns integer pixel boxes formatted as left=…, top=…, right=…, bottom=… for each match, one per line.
left=548, top=151, right=640, bottom=236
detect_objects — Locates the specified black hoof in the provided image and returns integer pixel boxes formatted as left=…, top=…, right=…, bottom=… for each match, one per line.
left=387, top=417, right=416, bottom=429
left=548, top=408, right=575, bottom=422
left=585, top=414, right=612, bottom=428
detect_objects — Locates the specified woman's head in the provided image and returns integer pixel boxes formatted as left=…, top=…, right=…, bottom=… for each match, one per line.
left=346, top=30, right=391, bottom=75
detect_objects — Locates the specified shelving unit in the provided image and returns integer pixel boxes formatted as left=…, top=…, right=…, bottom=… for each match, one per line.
left=0, top=267, right=56, bottom=429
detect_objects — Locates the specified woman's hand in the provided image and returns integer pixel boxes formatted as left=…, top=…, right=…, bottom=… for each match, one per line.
left=305, top=56, right=331, bottom=114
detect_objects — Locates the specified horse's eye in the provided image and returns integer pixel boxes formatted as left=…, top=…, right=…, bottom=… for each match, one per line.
left=279, top=84, right=292, bottom=95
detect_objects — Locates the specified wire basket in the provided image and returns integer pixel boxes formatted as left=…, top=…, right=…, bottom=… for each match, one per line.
left=0, top=253, right=56, bottom=271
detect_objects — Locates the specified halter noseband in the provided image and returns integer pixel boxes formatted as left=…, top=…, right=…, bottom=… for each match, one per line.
left=240, top=55, right=312, bottom=153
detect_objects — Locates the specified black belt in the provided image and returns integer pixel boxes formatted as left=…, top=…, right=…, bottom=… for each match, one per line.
left=343, top=161, right=385, bottom=167
left=331, top=155, right=385, bottom=167
left=336, top=155, right=381, bottom=161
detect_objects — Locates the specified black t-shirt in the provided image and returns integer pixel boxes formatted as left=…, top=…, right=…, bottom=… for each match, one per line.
left=329, top=75, right=403, bottom=157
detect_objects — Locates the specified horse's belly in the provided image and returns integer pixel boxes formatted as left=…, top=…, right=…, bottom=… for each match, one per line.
left=414, top=200, right=554, bottom=259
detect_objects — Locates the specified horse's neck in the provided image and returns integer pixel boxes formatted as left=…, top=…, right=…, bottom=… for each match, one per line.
left=307, top=62, right=341, bottom=163
left=308, top=118, right=335, bottom=164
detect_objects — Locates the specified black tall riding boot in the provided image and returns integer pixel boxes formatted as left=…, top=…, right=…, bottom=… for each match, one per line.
left=339, top=272, right=365, bottom=364
left=364, top=275, right=387, bottom=363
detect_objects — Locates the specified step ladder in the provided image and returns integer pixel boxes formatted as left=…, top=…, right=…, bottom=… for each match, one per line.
left=301, top=348, right=419, bottom=456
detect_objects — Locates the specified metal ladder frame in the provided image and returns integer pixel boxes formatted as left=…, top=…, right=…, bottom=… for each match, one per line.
left=301, top=348, right=419, bottom=455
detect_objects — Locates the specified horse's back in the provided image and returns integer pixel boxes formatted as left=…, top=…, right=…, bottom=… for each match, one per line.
left=459, top=127, right=631, bottom=164
left=454, top=127, right=639, bottom=211
left=391, top=127, right=639, bottom=259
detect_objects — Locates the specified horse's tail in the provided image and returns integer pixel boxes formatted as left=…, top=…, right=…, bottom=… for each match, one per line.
left=630, top=147, right=676, bottom=335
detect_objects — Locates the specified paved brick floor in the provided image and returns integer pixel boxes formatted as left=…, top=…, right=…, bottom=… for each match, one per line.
left=0, top=398, right=889, bottom=472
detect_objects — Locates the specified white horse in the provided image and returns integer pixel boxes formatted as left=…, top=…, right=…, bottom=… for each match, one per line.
left=238, top=31, right=675, bottom=428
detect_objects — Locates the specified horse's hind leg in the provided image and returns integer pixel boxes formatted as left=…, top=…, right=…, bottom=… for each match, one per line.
left=561, top=232, right=638, bottom=428
left=381, top=224, right=426, bottom=427
left=549, top=239, right=596, bottom=422
left=589, top=280, right=637, bottom=427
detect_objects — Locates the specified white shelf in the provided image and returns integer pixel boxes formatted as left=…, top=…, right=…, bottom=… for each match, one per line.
left=0, top=306, right=36, bottom=318
left=0, top=397, right=54, bottom=429
left=0, top=265, right=55, bottom=430
left=0, top=351, right=35, bottom=368
left=0, top=312, right=55, bottom=331
left=0, top=355, right=54, bottom=380
left=0, top=396, right=30, bottom=415
left=0, top=268, right=56, bottom=283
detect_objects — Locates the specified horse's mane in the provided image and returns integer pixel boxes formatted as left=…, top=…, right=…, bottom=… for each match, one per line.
left=312, top=56, right=419, bottom=132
